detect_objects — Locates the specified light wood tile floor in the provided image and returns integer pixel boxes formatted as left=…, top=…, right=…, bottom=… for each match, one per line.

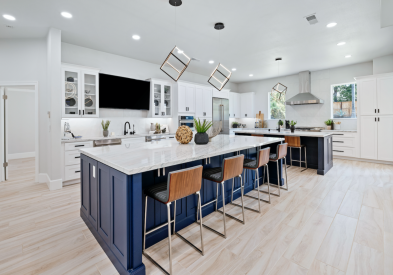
left=1, top=157, right=392, bottom=275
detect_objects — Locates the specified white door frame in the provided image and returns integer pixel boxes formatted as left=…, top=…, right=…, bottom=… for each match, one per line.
left=0, top=81, right=39, bottom=183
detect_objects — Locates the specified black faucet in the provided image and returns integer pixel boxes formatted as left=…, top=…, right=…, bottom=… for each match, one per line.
left=124, top=122, right=131, bottom=135
left=130, top=124, right=136, bottom=135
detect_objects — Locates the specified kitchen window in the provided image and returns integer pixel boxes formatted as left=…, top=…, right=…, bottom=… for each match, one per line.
left=269, top=91, right=285, bottom=119
left=331, top=83, right=357, bottom=119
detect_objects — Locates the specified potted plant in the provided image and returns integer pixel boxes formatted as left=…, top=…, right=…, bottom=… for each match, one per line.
left=324, top=119, right=333, bottom=130
left=278, top=120, right=284, bottom=129
left=334, top=121, right=341, bottom=130
left=289, top=120, right=297, bottom=133
left=194, top=118, right=213, bottom=145
left=232, top=121, right=239, bottom=128
left=101, top=120, right=110, bottom=137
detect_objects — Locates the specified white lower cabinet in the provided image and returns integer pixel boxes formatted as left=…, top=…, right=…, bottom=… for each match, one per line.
left=360, top=116, right=378, bottom=160
left=62, top=141, right=93, bottom=183
left=330, top=132, right=359, bottom=158
left=377, top=115, right=393, bottom=161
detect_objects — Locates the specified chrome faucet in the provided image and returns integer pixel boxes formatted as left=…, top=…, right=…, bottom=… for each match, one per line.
left=124, top=122, right=131, bottom=135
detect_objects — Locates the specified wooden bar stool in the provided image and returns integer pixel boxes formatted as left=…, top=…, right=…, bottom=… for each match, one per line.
left=241, top=147, right=271, bottom=212
left=143, top=165, right=204, bottom=275
left=269, top=143, right=289, bottom=197
left=285, top=136, right=307, bottom=172
left=198, top=155, right=245, bottom=239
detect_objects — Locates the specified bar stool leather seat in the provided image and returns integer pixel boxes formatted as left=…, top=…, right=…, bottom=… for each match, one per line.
left=243, top=159, right=257, bottom=167
left=202, top=167, right=223, bottom=182
left=144, top=182, right=168, bottom=203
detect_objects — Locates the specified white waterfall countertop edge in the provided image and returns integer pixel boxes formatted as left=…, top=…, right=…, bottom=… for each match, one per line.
left=79, top=135, right=284, bottom=175
left=233, top=129, right=333, bottom=137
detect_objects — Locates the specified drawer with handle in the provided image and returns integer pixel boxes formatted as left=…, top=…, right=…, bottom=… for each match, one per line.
left=330, top=132, right=356, bottom=138
left=64, top=164, right=81, bottom=181
left=332, top=137, right=355, bottom=148
left=332, top=148, right=355, bottom=157
left=65, top=150, right=81, bottom=166
left=65, top=141, right=93, bottom=151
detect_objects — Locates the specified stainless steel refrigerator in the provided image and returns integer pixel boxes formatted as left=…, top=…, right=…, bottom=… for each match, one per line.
left=212, top=97, right=229, bottom=135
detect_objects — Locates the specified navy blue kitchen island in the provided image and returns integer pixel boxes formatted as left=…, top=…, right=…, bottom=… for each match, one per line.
left=79, top=135, right=284, bottom=275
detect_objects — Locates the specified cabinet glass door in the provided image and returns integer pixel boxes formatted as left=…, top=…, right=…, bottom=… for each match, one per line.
left=83, top=73, right=97, bottom=116
left=164, top=85, right=171, bottom=116
left=64, top=70, right=80, bottom=116
left=154, top=84, right=162, bottom=116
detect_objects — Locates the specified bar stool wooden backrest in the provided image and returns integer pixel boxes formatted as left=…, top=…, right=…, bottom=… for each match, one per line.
left=166, top=166, right=203, bottom=203
left=258, top=147, right=271, bottom=167
left=223, top=155, right=244, bottom=181
left=276, top=143, right=288, bottom=159
left=284, top=136, right=301, bottom=147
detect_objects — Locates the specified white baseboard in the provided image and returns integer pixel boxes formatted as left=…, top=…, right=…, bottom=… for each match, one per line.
left=38, top=173, right=63, bottom=191
left=334, top=156, right=393, bottom=165
left=8, top=152, right=35, bottom=160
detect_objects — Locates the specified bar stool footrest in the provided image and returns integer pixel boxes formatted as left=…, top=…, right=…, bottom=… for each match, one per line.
left=175, top=230, right=204, bottom=255
left=244, top=194, right=271, bottom=204
left=196, top=222, right=226, bottom=239
left=143, top=252, right=170, bottom=275
left=217, top=209, right=245, bottom=224
left=230, top=202, right=260, bottom=213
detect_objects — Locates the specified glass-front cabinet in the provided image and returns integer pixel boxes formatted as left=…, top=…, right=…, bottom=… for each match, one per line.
left=149, top=79, right=172, bottom=118
left=62, top=64, right=100, bottom=118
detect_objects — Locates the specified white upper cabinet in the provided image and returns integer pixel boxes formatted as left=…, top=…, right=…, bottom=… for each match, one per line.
left=149, top=79, right=172, bottom=117
left=358, top=78, right=377, bottom=116
left=229, top=92, right=241, bottom=118
left=240, top=92, right=255, bottom=118
left=178, top=82, right=196, bottom=113
left=377, top=115, right=393, bottom=161
left=62, top=63, right=99, bottom=118
left=377, top=76, right=393, bottom=115
left=195, top=86, right=212, bottom=118
left=213, top=88, right=229, bottom=99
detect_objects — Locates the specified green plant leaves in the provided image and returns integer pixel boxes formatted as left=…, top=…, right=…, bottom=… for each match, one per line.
left=194, top=118, right=213, bottom=133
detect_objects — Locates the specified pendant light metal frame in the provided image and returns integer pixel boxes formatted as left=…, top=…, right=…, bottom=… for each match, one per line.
left=271, top=58, right=287, bottom=99
left=160, top=46, right=191, bottom=82
left=208, top=22, right=231, bottom=91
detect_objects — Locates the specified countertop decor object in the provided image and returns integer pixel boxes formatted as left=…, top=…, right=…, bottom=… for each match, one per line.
left=175, top=125, right=193, bottom=144
left=324, top=119, right=333, bottom=130
left=207, top=121, right=222, bottom=141
left=101, top=120, right=110, bottom=137
left=65, top=97, right=76, bottom=107
left=289, top=120, right=297, bottom=133
left=194, top=118, right=212, bottom=145
left=85, top=96, right=93, bottom=107
left=232, top=121, right=239, bottom=128
left=334, top=121, right=341, bottom=130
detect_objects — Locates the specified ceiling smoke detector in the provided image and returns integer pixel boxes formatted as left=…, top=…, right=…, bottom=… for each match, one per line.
left=5, top=25, right=14, bottom=28
left=305, top=14, right=318, bottom=25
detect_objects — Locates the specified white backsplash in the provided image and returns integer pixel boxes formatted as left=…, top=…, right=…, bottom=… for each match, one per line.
left=61, top=109, right=173, bottom=138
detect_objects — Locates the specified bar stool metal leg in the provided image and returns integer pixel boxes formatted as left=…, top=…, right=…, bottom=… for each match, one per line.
left=167, top=203, right=172, bottom=275
left=220, top=176, right=246, bottom=224
left=250, top=164, right=272, bottom=204
left=276, top=161, right=281, bottom=197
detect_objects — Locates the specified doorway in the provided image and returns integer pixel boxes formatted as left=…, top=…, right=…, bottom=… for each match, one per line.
left=0, top=82, right=39, bottom=183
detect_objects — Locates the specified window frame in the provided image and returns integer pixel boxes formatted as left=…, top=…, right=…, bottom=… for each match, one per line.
left=330, top=82, right=357, bottom=120
left=268, top=91, right=286, bottom=120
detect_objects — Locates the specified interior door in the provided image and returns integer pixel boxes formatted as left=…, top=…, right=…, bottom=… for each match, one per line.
left=358, top=79, right=377, bottom=116
left=0, top=87, right=8, bottom=181
left=360, top=116, right=378, bottom=160
left=377, top=115, right=393, bottom=161
left=377, top=76, right=393, bottom=115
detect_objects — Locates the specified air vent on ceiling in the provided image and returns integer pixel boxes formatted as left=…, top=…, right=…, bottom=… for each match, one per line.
left=305, top=14, right=318, bottom=25
left=5, top=25, right=14, bottom=28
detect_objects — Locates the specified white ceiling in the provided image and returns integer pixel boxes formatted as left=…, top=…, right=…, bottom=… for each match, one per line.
left=1, top=0, right=392, bottom=83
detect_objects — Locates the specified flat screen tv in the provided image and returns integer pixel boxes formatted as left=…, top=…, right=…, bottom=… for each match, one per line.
left=99, top=73, right=150, bottom=110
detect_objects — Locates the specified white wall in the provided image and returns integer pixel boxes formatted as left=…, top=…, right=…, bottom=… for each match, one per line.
left=0, top=39, right=48, bottom=174
left=6, top=90, right=35, bottom=158
left=235, top=62, right=373, bottom=130
left=373, top=54, right=393, bottom=75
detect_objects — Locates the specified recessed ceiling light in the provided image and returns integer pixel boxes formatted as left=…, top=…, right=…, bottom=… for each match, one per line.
left=3, top=14, right=16, bottom=21
left=345, top=55, right=351, bottom=58
left=177, top=50, right=183, bottom=54
left=249, top=74, right=253, bottom=77
left=337, top=42, right=346, bottom=46
left=232, top=68, right=237, bottom=71
left=326, top=22, right=337, bottom=28
left=132, top=35, right=140, bottom=40
left=61, top=12, right=73, bottom=18
left=209, top=60, right=214, bottom=64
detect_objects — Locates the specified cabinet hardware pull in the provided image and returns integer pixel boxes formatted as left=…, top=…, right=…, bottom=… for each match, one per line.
left=79, top=110, right=81, bottom=115
left=333, top=150, right=344, bottom=152
left=245, top=114, right=247, bottom=117
left=378, top=109, right=380, bottom=113
left=378, top=117, right=380, bottom=122
left=375, top=117, right=376, bottom=122
left=375, top=109, right=376, bottom=113
left=75, top=156, right=80, bottom=158
left=332, top=134, right=344, bottom=135
left=333, top=141, right=344, bottom=143
left=75, top=145, right=85, bottom=147
left=83, top=110, right=84, bottom=115
left=75, top=171, right=80, bottom=173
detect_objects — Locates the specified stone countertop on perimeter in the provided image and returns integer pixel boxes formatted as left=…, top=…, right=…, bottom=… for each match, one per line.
left=61, top=133, right=176, bottom=143
left=79, top=135, right=284, bottom=175
left=233, top=129, right=333, bottom=137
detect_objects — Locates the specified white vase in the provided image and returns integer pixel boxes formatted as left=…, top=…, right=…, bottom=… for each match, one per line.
left=335, top=125, right=341, bottom=130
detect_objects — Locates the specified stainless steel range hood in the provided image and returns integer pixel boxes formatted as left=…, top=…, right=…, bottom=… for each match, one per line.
left=285, top=71, right=324, bottom=105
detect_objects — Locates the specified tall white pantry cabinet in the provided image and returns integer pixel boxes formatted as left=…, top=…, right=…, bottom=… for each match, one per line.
left=356, top=72, right=393, bottom=162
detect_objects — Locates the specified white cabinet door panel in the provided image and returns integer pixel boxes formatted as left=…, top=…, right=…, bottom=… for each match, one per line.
left=203, top=88, right=213, bottom=118
left=358, top=79, right=377, bottom=116
left=229, top=92, right=234, bottom=118
left=235, top=93, right=241, bottom=118
left=377, top=76, right=393, bottom=115
left=360, top=116, right=378, bottom=160
left=186, top=86, right=195, bottom=113
left=178, top=84, right=187, bottom=112
left=195, top=86, right=204, bottom=117
left=377, top=115, right=393, bottom=161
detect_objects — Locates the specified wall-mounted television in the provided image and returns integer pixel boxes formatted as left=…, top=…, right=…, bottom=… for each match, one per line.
left=99, top=73, right=150, bottom=110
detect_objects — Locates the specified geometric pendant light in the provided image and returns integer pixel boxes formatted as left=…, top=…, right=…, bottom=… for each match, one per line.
left=208, top=23, right=232, bottom=91
left=271, top=58, right=287, bottom=99
left=160, top=0, right=191, bottom=82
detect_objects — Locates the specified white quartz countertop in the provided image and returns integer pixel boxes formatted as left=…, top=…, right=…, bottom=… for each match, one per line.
left=61, top=133, right=176, bottom=143
left=320, top=130, right=357, bottom=133
left=233, top=129, right=333, bottom=137
left=79, top=135, right=284, bottom=175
